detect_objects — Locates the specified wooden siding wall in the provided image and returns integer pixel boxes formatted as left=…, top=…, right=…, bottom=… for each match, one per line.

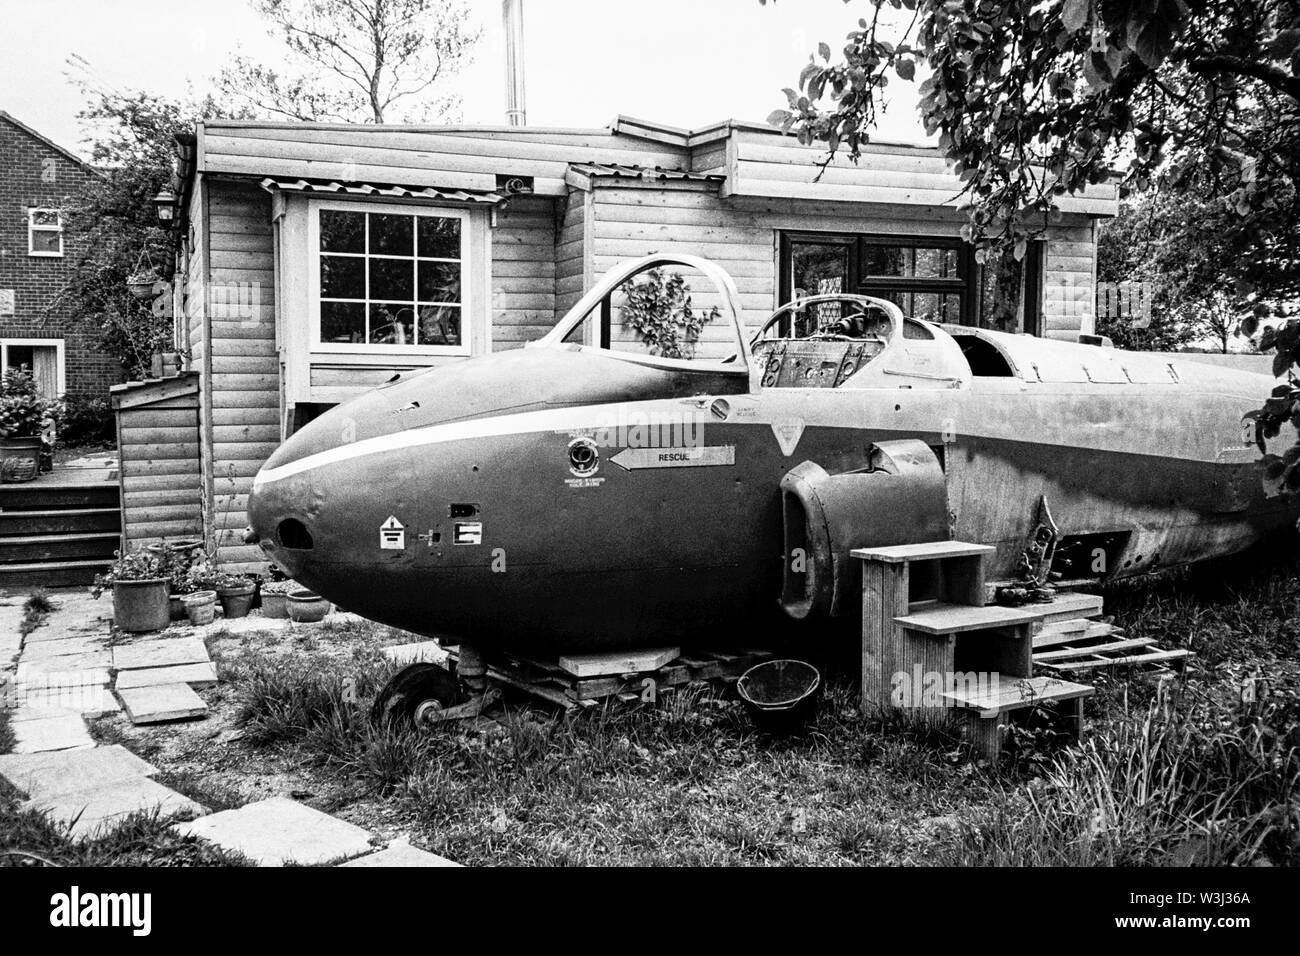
left=116, top=383, right=203, bottom=549
left=492, top=194, right=557, bottom=349
left=555, top=187, right=590, bottom=318
left=205, top=180, right=279, bottom=572
left=724, top=129, right=1118, bottom=217
left=587, top=187, right=1097, bottom=341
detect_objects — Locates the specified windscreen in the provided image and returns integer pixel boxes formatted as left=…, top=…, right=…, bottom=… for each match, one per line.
left=558, top=262, right=744, bottom=365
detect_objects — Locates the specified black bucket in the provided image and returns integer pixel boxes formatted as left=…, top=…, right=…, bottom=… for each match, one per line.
left=736, top=659, right=821, bottom=735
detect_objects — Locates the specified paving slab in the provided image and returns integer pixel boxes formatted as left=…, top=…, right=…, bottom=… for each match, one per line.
left=115, top=662, right=218, bottom=690
left=19, top=635, right=108, bottom=661
left=382, top=642, right=450, bottom=666
left=29, top=777, right=205, bottom=840
left=117, top=683, right=208, bottom=725
left=174, top=797, right=375, bottom=866
left=339, top=841, right=461, bottom=867
left=13, top=685, right=121, bottom=718
left=112, top=636, right=210, bottom=671
left=10, top=713, right=94, bottom=753
left=16, top=653, right=111, bottom=687
left=0, top=744, right=157, bottom=799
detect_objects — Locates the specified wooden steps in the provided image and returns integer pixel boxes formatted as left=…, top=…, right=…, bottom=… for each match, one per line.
left=0, top=559, right=112, bottom=588
left=0, top=480, right=121, bottom=586
left=852, top=541, right=995, bottom=563
left=941, top=675, right=1094, bottom=718
left=1030, top=616, right=1193, bottom=674
left=894, top=602, right=1041, bottom=634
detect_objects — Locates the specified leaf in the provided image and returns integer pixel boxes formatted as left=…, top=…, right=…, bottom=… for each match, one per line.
left=1061, top=0, right=1089, bottom=33
left=766, top=110, right=792, bottom=129
left=1126, top=0, right=1184, bottom=68
left=818, top=41, right=832, bottom=62
left=896, top=58, right=916, bottom=81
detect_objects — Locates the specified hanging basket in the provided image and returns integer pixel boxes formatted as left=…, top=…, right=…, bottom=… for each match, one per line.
left=126, top=272, right=160, bottom=300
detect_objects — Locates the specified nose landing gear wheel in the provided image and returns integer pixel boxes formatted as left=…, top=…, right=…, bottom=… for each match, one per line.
left=371, top=663, right=464, bottom=728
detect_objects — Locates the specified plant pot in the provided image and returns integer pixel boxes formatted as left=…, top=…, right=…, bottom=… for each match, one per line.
left=183, top=590, right=217, bottom=626
left=217, top=582, right=256, bottom=619
left=260, top=592, right=290, bottom=619
left=127, top=274, right=159, bottom=299
left=113, top=578, right=171, bottom=633
left=287, top=589, right=331, bottom=623
left=0, top=436, right=42, bottom=483
left=168, top=593, right=188, bottom=621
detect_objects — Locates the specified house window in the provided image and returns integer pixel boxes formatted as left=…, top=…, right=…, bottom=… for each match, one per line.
left=28, top=209, right=63, bottom=257
left=780, top=232, right=1043, bottom=333
left=1, top=339, right=64, bottom=398
left=312, top=205, right=469, bottom=353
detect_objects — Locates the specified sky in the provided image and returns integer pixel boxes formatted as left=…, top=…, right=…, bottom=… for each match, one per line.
left=0, top=0, right=927, bottom=158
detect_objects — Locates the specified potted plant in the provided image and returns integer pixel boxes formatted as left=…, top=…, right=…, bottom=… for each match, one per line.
left=0, top=370, right=59, bottom=483
left=214, top=570, right=257, bottom=619
left=158, top=543, right=209, bottom=620
left=259, top=577, right=296, bottom=619
left=287, top=588, right=331, bottom=623
left=126, top=268, right=160, bottom=300
left=92, top=548, right=170, bottom=633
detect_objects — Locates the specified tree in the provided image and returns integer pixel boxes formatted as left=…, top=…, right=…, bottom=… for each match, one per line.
left=216, top=0, right=479, bottom=124
left=1096, top=189, right=1245, bottom=351
left=768, top=0, right=1300, bottom=490
left=51, top=67, right=227, bottom=379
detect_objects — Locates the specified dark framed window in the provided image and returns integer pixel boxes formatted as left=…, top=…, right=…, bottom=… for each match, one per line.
left=779, top=232, right=1043, bottom=334
left=314, top=205, right=467, bottom=350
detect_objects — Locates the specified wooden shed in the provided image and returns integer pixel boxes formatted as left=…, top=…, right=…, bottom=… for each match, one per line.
left=170, top=116, right=1120, bottom=571
left=109, top=372, right=204, bottom=550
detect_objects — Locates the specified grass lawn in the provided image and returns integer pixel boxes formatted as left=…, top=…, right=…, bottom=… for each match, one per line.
left=2, top=556, right=1297, bottom=867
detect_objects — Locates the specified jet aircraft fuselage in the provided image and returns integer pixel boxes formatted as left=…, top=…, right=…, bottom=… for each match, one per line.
left=247, top=256, right=1295, bottom=655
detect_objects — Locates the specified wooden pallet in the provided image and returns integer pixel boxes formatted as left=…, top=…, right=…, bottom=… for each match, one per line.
left=1032, top=617, right=1193, bottom=674
left=445, top=645, right=773, bottom=710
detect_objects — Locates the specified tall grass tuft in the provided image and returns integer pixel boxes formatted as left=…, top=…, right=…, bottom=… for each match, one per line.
left=940, top=682, right=1300, bottom=866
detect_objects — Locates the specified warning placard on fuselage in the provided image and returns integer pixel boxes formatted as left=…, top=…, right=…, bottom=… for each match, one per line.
left=380, top=516, right=405, bottom=550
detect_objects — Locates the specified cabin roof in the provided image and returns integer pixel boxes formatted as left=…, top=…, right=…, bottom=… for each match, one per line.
left=190, top=115, right=1119, bottom=216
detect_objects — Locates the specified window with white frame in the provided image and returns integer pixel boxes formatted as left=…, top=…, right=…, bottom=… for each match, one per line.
left=28, top=208, right=63, bottom=257
left=311, top=204, right=469, bottom=353
left=1, top=339, right=65, bottom=399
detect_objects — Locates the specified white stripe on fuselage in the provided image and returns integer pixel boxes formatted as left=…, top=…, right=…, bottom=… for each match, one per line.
left=253, top=401, right=703, bottom=489
left=253, top=384, right=1259, bottom=491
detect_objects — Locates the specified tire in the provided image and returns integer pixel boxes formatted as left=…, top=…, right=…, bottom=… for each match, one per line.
left=370, top=662, right=464, bottom=728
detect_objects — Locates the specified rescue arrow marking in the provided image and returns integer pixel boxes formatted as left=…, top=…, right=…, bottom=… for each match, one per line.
left=609, top=445, right=735, bottom=471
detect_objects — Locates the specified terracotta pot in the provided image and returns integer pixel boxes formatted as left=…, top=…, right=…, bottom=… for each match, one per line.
left=260, top=592, right=290, bottom=619
left=113, top=578, right=171, bottom=633
left=183, top=590, right=217, bottom=626
left=217, top=581, right=256, bottom=619
left=287, top=589, right=331, bottom=623
left=0, top=436, right=42, bottom=483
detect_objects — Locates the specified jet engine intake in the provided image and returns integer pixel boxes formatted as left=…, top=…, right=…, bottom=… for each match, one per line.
left=779, top=440, right=949, bottom=620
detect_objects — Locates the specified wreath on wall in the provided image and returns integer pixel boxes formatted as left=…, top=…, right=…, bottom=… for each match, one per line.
left=618, top=268, right=721, bottom=359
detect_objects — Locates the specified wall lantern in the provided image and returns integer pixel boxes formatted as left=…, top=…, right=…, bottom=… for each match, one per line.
left=152, top=189, right=178, bottom=227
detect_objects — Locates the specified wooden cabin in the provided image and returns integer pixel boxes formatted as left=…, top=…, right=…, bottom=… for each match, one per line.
left=165, top=116, right=1118, bottom=571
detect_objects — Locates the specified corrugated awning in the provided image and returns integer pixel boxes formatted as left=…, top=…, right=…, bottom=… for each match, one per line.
left=260, top=177, right=505, bottom=204
left=568, top=162, right=724, bottom=183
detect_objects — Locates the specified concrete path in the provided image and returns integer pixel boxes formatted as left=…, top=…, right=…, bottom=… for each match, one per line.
left=2, top=588, right=462, bottom=864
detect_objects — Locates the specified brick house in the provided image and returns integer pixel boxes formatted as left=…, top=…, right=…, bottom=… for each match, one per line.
left=0, top=110, right=120, bottom=400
